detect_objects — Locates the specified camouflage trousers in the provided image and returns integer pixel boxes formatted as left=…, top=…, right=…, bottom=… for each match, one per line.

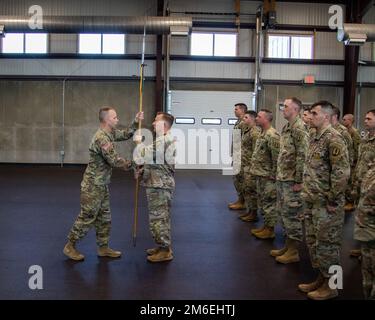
left=233, top=167, right=244, bottom=200
left=304, top=198, right=345, bottom=277
left=256, top=176, right=278, bottom=228
left=277, top=181, right=303, bottom=241
left=243, top=167, right=257, bottom=212
left=146, top=188, right=173, bottom=248
left=361, top=240, right=375, bottom=300
left=68, top=181, right=111, bottom=247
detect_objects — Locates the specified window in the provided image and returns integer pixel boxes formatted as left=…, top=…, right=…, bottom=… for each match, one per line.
left=79, top=34, right=125, bottom=54
left=102, top=34, right=125, bottom=54
left=191, top=32, right=237, bottom=56
left=228, top=118, right=238, bottom=125
left=25, top=33, right=48, bottom=53
left=175, top=117, right=195, bottom=124
left=201, top=118, right=222, bottom=125
left=268, top=34, right=313, bottom=59
left=2, top=33, right=24, bottom=53
left=79, top=34, right=101, bottom=54
left=2, top=33, right=48, bottom=54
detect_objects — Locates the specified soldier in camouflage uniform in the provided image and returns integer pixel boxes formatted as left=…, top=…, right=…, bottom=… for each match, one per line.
left=249, top=109, right=280, bottom=239
left=330, top=106, right=355, bottom=213
left=299, top=101, right=350, bottom=300
left=228, top=103, right=248, bottom=210
left=271, top=97, right=308, bottom=264
left=350, top=110, right=375, bottom=258
left=354, top=161, right=375, bottom=300
left=135, top=112, right=176, bottom=263
left=342, top=113, right=363, bottom=212
left=63, top=107, right=143, bottom=261
left=238, top=111, right=261, bottom=222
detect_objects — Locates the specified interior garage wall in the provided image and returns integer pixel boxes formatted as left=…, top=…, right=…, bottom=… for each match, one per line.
left=0, top=80, right=155, bottom=164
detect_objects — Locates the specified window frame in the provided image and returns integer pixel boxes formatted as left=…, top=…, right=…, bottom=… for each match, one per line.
left=267, top=32, right=315, bottom=60
left=1, top=32, right=49, bottom=54
left=175, top=117, right=196, bottom=125
left=78, top=33, right=126, bottom=55
left=201, top=118, right=222, bottom=125
left=190, top=31, right=238, bottom=57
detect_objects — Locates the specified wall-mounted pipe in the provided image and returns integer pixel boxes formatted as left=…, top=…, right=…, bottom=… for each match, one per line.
left=253, top=7, right=263, bottom=111
left=338, top=23, right=375, bottom=44
left=0, top=15, right=192, bottom=35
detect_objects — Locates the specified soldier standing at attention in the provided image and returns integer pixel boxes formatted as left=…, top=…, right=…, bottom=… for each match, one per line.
left=342, top=113, right=362, bottom=212
left=238, top=111, right=261, bottom=222
left=135, top=112, right=176, bottom=263
left=249, top=109, right=280, bottom=239
left=330, top=106, right=355, bottom=211
left=271, top=97, right=308, bottom=264
left=299, top=101, right=350, bottom=300
left=350, top=110, right=375, bottom=258
left=63, top=107, right=144, bottom=261
left=354, top=161, right=375, bottom=300
left=228, top=103, right=248, bottom=211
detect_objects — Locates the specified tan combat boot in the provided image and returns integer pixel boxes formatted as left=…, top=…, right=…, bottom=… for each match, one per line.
left=240, top=211, right=258, bottom=222
left=298, top=273, right=324, bottom=293
left=228, top=196, right=245, bottom=209
left=146, top=247, right=174, bottom=256
left=275, top=239, right=300, bottom=264
left=147, top=247, right=173, bottom=263
left=254, top=226, right=275, bottom=239
left=349, top=249, right=361, bottom=257
left=270, top=245, right=287, bottom=257
left=63, top=241, right=84, bottom=261
left=97, top=246, right=122, bottom=258
left=307, top=278, right=338, bottom=300
left=251, top=225, right=265, bottom=235
left=229, top=201, right=246, bottom=210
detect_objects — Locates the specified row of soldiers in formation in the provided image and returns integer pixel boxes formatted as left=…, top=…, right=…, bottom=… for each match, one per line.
left=228, top=99, right=375, bottom=300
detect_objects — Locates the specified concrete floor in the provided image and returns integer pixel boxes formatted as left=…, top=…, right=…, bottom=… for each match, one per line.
left=0, top=165, right=364, bottom=299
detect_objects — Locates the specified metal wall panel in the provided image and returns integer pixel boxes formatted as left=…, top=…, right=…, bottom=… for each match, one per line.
left=49, top=34, right=78, bottom=54
left=261, top=63, right=344, bottom=82
left=314, top=32, right=344, bottom=60
left=170, top=61, right=253, bottom=79
left=358, top=66, right=375, bottom=83
left=0, top=59, right=156, bottom=77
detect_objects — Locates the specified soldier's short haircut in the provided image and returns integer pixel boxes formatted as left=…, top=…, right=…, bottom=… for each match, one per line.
left=259, top=108, right=273, bottom=121
left=303, top=106, right=311, bottom=112
left=157, top=112, right=174, bottom=128
left=331, top=105, right=341, bottom=119
left=310, top=100, right=334, bottom=116
left=287, top=97, right=302, bottom=111
left=235, top=103, right=248, bottom=112
left=99, top=107, right=115, bottom=123
left=366, top=109, right=375, bottom=116
left=245, top=110, right=258, bottom=119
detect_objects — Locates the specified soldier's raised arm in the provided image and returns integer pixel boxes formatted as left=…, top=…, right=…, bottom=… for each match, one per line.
left=113, top=111, right=144, bottom=141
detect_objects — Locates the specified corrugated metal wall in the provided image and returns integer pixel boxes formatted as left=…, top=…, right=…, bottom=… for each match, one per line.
left=0, top=0, right=373, bottom=84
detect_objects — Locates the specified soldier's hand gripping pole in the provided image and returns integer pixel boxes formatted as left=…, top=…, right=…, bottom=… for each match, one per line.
left=132, top=26, right=146, bottom=247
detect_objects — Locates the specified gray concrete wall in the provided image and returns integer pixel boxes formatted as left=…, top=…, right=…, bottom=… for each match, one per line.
left=0, top=80, right=155, bottom=163
left=0, top=79, right=372, bottom=164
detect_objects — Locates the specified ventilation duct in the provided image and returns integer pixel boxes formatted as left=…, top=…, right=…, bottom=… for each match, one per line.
left=338, top=23, right=375, bottom=45
left=0, top=15, right=192, bottom=35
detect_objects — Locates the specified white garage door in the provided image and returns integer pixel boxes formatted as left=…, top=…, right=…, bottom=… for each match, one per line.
left=170, top=90, right=255, bottom=170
